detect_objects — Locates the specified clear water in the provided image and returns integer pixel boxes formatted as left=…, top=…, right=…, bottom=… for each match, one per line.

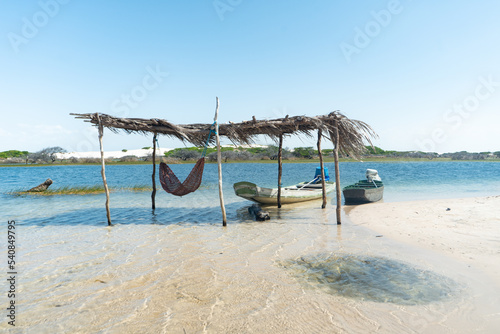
left=2, top=161, right=500, bottom=226
left=1, top=161, right=499, bottom=332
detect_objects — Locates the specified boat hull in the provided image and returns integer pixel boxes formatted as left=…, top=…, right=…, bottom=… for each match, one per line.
left=343, top=181, right=384, bottom=204
left=234, top=181, right=336, bottom=205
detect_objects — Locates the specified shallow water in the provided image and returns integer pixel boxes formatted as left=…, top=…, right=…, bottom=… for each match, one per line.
left=2, top=161, right=500, bottom=226
left=1, top=162, right=500, bottom=332
left=280, top=254, right=459, bottom=305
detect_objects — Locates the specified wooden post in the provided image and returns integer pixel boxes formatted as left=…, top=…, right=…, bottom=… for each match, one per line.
left=97, top=114, right=111, bottom=226
left=214, top=97, right=227, bottom=226
left=317, top=129, right=327, bottom=209
left=277, top=133, right=283, bottom=208
left=330, top=122, right=342, bottom=224
left=151, top=132, right=157, bottom=210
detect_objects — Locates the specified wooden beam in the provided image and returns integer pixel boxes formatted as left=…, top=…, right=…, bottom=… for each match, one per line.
left=277, top=133, right=283, bottom=208
left=317, top=129, right=327, bottom=209
left=214, top=97, right=227, bottom=226
left=97, top=113, right=111, bottom=226
left=151, top=132, right=157, bottom=210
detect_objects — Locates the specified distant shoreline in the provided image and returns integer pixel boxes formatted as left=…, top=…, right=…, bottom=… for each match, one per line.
left=2, top=157, right=499, bottom=167
left=2, top=146, right=499, bottom=166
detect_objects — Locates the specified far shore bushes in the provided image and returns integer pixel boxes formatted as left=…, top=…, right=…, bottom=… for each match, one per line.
left=1, top=146, right=500, bottom=165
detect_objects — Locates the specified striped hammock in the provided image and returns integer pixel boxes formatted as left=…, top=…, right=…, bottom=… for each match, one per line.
left=159, top=158, right=205, bottom=196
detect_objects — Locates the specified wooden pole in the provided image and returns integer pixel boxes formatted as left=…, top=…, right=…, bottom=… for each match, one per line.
left=214, top=97, right=227, bottom=226
left=317, top=129, right=327, bottom=209
left=151, top=132, right=157, bottom=210
left=330, top=122, right=342, bottom=224
left=277, top=133, right=283, bottom=208
left=97, top=114, right=111, bottom=226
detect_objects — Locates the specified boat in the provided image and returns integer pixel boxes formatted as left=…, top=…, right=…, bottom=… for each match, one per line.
left=233, top=167, right=336, bottom=205
left=342, top=169, right=384, bottom=204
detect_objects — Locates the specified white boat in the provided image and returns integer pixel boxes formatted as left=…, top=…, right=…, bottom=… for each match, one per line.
left=233, top=180, right=336, bottom=204
left=233, top=167, right=335, bottom=205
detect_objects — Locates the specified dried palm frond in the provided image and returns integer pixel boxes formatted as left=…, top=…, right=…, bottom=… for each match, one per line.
left=322, top=111, right=378, bottom=159
left=71, top=111, right=377, bottom=155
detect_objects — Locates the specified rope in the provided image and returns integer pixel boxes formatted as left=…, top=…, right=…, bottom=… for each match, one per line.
left=201, top=122, right=217, bottom=158
left=154, top=135, right=161, bottom=156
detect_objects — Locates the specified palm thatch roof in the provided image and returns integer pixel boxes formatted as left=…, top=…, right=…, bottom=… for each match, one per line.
left=71, top=111, right=377, bottom=158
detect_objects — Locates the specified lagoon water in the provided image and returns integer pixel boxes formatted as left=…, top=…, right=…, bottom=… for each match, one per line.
left=1, top=161, right=499, bottom=333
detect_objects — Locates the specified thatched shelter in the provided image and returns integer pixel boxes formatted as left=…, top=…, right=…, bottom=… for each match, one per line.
left=72, top=101, right=377, bottom=226
left=72, top=111, right=374, bottom=148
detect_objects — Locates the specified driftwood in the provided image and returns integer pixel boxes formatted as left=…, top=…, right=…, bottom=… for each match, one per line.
left=248, top=204, right=270, bottom=221
left=28, top=178, right=53, bottom=192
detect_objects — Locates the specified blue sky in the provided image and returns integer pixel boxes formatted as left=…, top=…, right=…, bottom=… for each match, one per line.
left=1, top=0, right=499, bottom=153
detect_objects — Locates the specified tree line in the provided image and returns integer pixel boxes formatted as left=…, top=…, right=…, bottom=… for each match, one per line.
left=1, top=146, right=500, bottom=164
left=0, top=147, right=66, bottom=164
left=364, top=146, right=500, bottom=160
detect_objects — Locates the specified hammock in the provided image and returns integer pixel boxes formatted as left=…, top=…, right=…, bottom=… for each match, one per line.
left=158, top=123, right=215, bottom=196
left=159, top=158, right=205, bottom=196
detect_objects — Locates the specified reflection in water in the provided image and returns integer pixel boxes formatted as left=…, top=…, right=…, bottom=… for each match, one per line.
left=280, top=253, right=459, bottom=305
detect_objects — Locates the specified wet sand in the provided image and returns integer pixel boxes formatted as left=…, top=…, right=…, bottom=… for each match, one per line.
left=5, top=197, right=500, bottom=333
left=348, top=195, right=500, bottom=333
left=348, top=195, right=500, bottom=284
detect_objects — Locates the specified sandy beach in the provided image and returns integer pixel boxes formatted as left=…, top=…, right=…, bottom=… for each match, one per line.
left=348, top=195, right=500, bottom=333
left=348, top=195, right=500, bottom=284
left=3, top=194, right=497, bottom=333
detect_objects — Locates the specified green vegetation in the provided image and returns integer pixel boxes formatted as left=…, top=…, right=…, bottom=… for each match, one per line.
left=292, top=147, right=317, bottom=159
left=2, top=145, right=500, bottom=167
left=365, top=146, right=385, bottom=155
left=9, top=185, right=153, bottom=196
left=0, top=150, right=29, bottom=159
left=122, top=149, right=128, bottom=152
left=164, top=146, right=237, bottom=161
